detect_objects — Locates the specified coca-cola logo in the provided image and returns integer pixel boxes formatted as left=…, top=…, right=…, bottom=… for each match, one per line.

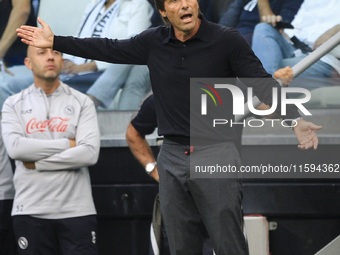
left=26, top=117, right=70, bottom=134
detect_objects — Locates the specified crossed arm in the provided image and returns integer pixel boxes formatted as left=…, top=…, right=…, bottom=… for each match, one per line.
left=1, top=98, right=100, bottom=170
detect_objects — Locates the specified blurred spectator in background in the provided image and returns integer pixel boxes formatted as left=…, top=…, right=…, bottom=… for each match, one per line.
left=0, top=0, right=36, bottom=68
left=252, top=0, right=340, bottom=89
left=0, top=0, right=37, bottom=108
left=85, top=0, right=154, bottom=110
left=65, top=0, right=153, bottom=95
left=87, top=62, right=152, bottom=110
left=219, top=0, right=303, bottom=45
left=199, top=0, right=233, bottom=23
left=0, top=0, right=154, bottom=111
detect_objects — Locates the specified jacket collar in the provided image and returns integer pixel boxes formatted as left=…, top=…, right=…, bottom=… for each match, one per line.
left=31, top=81, right=66, bottom=96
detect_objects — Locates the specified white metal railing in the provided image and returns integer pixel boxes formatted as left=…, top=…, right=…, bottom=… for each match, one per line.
left=236, top=32, right=340, bottom=121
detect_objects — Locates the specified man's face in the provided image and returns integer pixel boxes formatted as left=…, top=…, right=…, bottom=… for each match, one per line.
left=160, top=0, right=200, bottom=35
left=25, top=47, right=63, bottom=81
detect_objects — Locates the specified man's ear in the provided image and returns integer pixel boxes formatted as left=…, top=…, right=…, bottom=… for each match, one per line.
left=159, top=9, right=167, bottom=18
left=24, top=57, right=32, bottom=70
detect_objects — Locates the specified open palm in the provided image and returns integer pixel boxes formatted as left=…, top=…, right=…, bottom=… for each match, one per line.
left=16, top=17, right=54, bottom=48
left=294, top=119, right=322, bottom=150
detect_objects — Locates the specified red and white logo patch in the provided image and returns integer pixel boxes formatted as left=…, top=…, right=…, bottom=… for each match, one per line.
left=26, top=117, right=70, bottom=134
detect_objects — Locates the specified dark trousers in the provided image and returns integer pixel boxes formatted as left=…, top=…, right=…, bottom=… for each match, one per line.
left=0, top=199, right=16, bottom=255
left=13, top=215, right=97, bottom=255
left=157, top=139, right=249, bottom=255
left=149, top=194, right=214, bottom=255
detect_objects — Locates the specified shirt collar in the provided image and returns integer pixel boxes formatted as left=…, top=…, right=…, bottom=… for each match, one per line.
left=33, top=81, right=64, bottom=96
left=162, top=15, right=211, bottom=44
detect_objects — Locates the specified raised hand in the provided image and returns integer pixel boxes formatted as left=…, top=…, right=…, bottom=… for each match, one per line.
left=274, top=66, right=293, bottom=86
left=294, top=119, right=322, bottom=150
left=16, top=17, right=54, bottom=48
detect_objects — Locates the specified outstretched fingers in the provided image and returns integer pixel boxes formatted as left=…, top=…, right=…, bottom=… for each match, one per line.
left=16, top=20, right=54, bottom=48
left=313, top=135, right=319, bottom=150
left=298, top=134, right=318, bottom=150
left=17, top=29, right=33, bottom=36
left=295, top=121, right=322, bottom=151
left=20, top=38, right=33, bottom=46
left=19, top=25, right=37, bottom=32
left=16, top=27, right=36, bottom=45
left=37, top=17, right=48, bottom=28
left=297, top=129, right=320, bottom=150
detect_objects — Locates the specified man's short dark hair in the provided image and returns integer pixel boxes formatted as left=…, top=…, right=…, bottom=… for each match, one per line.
left=153, top=0, right=201, bottom=26
left=154, top=0, right=165, bottom=11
